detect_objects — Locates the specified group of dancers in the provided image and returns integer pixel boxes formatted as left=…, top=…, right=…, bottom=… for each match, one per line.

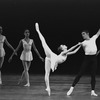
left=0, top=23, right=100, bottom=97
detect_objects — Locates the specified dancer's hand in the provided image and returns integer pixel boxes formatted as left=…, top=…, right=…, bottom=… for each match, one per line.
left=14, top=50, right=17, bottom=56
left=78, top=42, right=82, bottom=46
left=35, top=22, right=39, bottom=32
left=8, top=51, right=17, bottom=63
left=14, top=52, right=17, bottom=56
left=54, top=63, right=58, bottom=71
left=96, top=50, right=100, bottom=56
left=8, top=56, right=12, bottom=63
left=40, top=57, right=44, bottom=62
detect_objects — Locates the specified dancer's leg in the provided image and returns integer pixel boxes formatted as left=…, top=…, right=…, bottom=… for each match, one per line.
left=18, top=61, right=31, bottom=84
left=37, top=30, right=52, bottom=57
left=45, top=57, right=51, bottom=96
left=36, top=24, right=58, bottom=72
left=27, top=61, right=31, bottom=70
left=24, top=61, right=31, bottom=86
left=0, top=57, right=4, bottom=84
left=23, top=61, right=30, bottom=87
left=18, top=70, right=25, bottom=84
left=67, top=56, right=89, bottom=96
left=18, top=61, right=26, bottom=84
left=90, top=56, right=98, bottom=96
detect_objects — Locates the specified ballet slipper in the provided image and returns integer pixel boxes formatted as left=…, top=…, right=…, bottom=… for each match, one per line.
left=45, top=88, right=51, bottom=96
left=91, top=91, right=98, bottom=96
left=24, top=83, right=30, bottom=87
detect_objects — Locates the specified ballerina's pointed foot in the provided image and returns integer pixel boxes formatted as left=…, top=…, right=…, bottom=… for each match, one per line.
left=24, top=83, right=30, bottom=87
left=46, top=88, right=51, bottom=96
left=91, top=91, right=98, bottom=96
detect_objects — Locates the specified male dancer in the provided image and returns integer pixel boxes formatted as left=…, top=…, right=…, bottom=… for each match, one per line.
left=67, top=29, right=100, bottom=96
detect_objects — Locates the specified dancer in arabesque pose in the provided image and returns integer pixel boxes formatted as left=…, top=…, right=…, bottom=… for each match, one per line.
left=35, top=23, right=81, bottom=96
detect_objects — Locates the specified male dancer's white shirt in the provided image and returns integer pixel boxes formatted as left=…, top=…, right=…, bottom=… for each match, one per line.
left=82, top=35, right=98, bottom=55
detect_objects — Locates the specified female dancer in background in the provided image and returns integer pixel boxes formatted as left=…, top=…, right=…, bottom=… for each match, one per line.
left=0, top=26, right=15, bottom=84
left=9, top=29, right=44, bottom=87
left=35, top=23, right=81, bottom=96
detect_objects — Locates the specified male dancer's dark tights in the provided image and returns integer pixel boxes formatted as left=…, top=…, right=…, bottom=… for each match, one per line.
left=72, top=55, right=97, bottom=90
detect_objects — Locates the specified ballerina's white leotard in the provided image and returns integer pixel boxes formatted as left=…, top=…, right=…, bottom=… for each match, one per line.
left=0, top=35, right=6, bottom=57
left=48, top=50, right=67, bottom=72
left=20, top=39, right=33, bottom=61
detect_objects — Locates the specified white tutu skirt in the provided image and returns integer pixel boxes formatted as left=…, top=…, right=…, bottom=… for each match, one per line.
left=20, top=51, right=33, bottom=61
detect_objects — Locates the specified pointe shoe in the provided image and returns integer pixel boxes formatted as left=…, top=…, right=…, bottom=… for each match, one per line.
left=45, top=88, right=51, bottom=96
left=67, top=87, right=74, bottom=96
left=24, top=83, right=30, bottom=87
left=91, top=91, right=98, bottom=96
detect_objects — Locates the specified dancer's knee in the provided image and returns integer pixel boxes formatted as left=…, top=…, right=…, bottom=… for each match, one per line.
left=45, top=73, right=49, bottom=79
left=24, top=68, right=28, bottom=72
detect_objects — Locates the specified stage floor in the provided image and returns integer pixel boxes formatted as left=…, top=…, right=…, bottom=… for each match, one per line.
left=0, top=75, right=100, bottom=100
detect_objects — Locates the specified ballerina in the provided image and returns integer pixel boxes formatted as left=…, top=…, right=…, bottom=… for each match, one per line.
left=35, top=23, right=81, bottom=96
left=9, top=29, right=44, bottom=87
left=0, top=26, right=15, bottom=84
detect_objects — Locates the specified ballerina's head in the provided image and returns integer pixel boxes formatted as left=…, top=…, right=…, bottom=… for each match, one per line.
left=58, top=45, right=67, bottom=52
left=24, top=29, right=30, bottom=38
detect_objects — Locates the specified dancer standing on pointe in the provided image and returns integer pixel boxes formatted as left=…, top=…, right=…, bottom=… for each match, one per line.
left=67, top=29, right=100, bottom=96
left=9, top=29, right=44, bottom=87
left=0, top=26, right=15, bottom=84
left=35, top=23, right=81, bottom=96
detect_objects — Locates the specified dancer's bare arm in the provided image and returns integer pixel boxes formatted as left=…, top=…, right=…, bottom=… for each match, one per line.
left=67, top=45, right=81, bottom=55
left=15, top=40, right=22, bottom=53
left=32, top=40, right=44, bottom=61
left=96, top=29, right=100, bottom=38
left=67, top=42, right=81, bottom=52
left=8, top=40, right=22, bottom=62
left=4, top=37, right=15, bottom=51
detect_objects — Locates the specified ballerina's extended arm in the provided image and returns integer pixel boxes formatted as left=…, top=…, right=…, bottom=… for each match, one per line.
left=67, top=42, right=81, bottom=52
left=61, top=42, right=82, bottom=55
left=67, top=45, right=81, bottom=55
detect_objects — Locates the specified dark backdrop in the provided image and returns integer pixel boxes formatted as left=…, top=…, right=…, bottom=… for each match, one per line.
left=0, top=0, right=100, bottom=75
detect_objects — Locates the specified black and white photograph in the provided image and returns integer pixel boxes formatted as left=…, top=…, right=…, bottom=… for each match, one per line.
left=0, top=0, right=100, bottom=100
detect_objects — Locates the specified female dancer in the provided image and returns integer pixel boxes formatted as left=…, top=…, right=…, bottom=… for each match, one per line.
left=9, top=29, right=44, bottom=87
left=0, top=26, right=15, bottom=84
left=35, top=23, right=81, bottom=96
